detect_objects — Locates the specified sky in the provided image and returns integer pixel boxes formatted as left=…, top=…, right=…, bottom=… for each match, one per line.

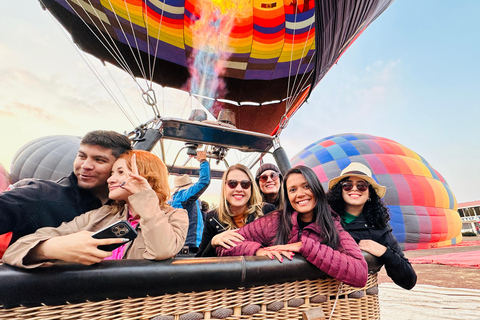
left=1, top=1, right=479, bottom=204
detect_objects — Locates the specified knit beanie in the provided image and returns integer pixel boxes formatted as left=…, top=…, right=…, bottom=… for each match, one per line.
left=255, top=163, right=281, bottom=182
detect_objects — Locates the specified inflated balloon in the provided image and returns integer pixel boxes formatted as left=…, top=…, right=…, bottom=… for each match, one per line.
left=290, top=133, right=462, bottom=250
left=0, top=163, right=11, bottom=258
left=39, top=0, right=394, bottom=135
left=0, top=162, right=9, bottom=192
left=10, top=135, right=80, bottom=184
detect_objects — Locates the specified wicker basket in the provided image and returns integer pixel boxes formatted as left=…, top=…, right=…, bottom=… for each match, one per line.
left=0, top=254, right=382, bottom=319
left=0, top=273, right=378, bottom=320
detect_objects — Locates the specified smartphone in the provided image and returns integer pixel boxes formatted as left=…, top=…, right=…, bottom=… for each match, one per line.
left=91, top=220, right=138, bottom=251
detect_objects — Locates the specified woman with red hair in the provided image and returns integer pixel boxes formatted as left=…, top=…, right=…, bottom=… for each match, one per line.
left=3, top=150, right=188, bottom=268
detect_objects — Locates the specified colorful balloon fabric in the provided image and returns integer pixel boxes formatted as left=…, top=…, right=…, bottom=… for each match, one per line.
left=10, top=135, right=80, bottom=184
left=39, top=0, right=394, bottom=135
left=290, top=133, right=462, bottom=250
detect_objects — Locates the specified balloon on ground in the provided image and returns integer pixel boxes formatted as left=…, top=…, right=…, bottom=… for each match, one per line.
left=0, top=163, right=11, bottom=257
left=0, top=162, right=9, bottom=192
left=290, top=133, right=462, bottom=250
left=10, top=135, right=80, bottom=184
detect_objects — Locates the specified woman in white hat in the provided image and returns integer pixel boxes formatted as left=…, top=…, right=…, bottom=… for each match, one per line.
left=326, top=162, right=416, bottom=290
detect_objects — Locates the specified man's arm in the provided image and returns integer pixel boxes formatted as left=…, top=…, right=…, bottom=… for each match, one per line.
left=0, top=182, right=43, bottom=236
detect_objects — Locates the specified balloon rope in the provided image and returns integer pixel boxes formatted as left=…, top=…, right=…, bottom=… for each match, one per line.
left=41, top=0, right=139, bottom=126
left=118, top=1, right=150, bottom=84
left=65, top=0, right=139, bottom=82
left=285, top=33, right=316, bottom=114
left=77, top=0, right=159, bottom=117
left=284, top=6, right=316, bottom=124
left=285, top=4, right=299, bottom=112
left=147, top=0, right=168, bottom=86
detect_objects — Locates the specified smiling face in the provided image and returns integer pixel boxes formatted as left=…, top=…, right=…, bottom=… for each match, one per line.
left=225, top=169, right=252, bottom=215
left=258, top=169, right=281, bottom=196
left=341, top=176, right=370, bottom=215
left=73, top=144, right=117, bottom=195
left=286, top=173, right=317, bottom=221
left=107, top=158, right=132, bottom=201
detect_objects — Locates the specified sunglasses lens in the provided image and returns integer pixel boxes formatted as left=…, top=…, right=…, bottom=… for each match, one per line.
left=341, top=182, right=353, bottom=191
left=356, top=183, right=368, bottom=192
left=227, top=180, right=251, bottom=189
left=240, top=180, right=252, bottom=189
left=259, top=172, right=279, bottom=182
left=227, top=180, right=238, bottom=189
left=341, top=181, right=369, bottom=192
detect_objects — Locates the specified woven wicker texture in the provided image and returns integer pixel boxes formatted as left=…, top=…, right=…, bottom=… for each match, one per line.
left=0, top=274, right=379, bottom=320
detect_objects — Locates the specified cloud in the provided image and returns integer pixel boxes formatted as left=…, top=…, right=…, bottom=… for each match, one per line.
left=0, top=101, right=67, bottom=126
left=279, top=59, right=402, bottom=155
left=0, top=110, right=14, bottom=117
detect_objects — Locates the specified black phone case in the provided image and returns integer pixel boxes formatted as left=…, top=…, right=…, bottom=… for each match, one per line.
left=91, top=220, right=138, bottom=251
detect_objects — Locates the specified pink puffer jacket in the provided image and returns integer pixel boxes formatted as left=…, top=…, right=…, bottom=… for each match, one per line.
left=217, top=211, right=368, bottom=288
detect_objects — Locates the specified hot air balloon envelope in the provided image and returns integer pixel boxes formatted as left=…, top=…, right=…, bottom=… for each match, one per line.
left=10, top=135, right=80, bottom=184
left=39, top=0, right=394, bottom=135
left=290, top=133, right=462, bottom=250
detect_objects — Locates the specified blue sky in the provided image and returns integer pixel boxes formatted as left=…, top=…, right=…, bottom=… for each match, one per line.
left=1, top=1, right=479, bottom=203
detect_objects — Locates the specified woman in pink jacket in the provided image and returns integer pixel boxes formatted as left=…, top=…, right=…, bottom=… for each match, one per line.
left=217, top=166, right=368, bottom=288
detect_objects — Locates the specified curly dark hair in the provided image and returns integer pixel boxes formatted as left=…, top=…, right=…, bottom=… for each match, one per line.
left=326, top=178, right=390, bottom=228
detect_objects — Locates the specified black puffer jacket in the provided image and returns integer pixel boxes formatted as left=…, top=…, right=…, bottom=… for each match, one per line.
left=0, top=173, right=102, bottom=244
left=342, top=214, right=417, bottom=290
left=196, top=203, right=276, bottom=257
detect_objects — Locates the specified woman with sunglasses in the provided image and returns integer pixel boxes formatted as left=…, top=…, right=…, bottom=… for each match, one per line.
left=217, top=165, right=368, bottom=288
left=255, top=163, right=285, bottom=210
left=326, top=162, right=416, bottom=290
left=196, top=164, right=275, bottom=257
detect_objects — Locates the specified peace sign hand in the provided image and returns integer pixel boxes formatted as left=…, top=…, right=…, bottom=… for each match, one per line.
left=120, top=154, right=152, bottom=195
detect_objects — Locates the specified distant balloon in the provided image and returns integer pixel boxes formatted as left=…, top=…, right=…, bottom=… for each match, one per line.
left=0, top=162, right=9, bottom=192
left=10, top=135, right=80, bottom=184
left=290, top=133, right=462, bottom=250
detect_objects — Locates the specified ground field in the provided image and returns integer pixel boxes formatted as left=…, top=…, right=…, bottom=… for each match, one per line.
left=378, top=236, right=480, bottom=319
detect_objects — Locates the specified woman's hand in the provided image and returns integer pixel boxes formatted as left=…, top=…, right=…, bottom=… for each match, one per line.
left=29, top=231, right=128, bottom=265
left=358, top=239, right=387, bottom=257
left=255, top=242, right=302, bottom=262
left=120, top=154, right=152, bottom=195
left=211, top=230, right=245, bottom=249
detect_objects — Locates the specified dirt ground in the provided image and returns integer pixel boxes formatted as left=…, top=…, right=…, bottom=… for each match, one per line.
left=378, top=236, right=480, bottom=319
left=377, top=236, right=480, bottom=290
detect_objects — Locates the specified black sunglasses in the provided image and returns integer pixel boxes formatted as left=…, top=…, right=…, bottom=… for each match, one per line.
left=340, top=181, right=369, bottom=192
left=226, top=179, right=252, bottom=189
left=258, top=172, right=279, bottom=183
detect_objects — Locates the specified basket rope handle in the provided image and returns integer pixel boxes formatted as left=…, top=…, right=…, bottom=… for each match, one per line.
left=328, top=282, right=344, bottom=320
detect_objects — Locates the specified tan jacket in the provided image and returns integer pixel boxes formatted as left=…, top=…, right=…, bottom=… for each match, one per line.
left=3, top=190, right=188, bottom=268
